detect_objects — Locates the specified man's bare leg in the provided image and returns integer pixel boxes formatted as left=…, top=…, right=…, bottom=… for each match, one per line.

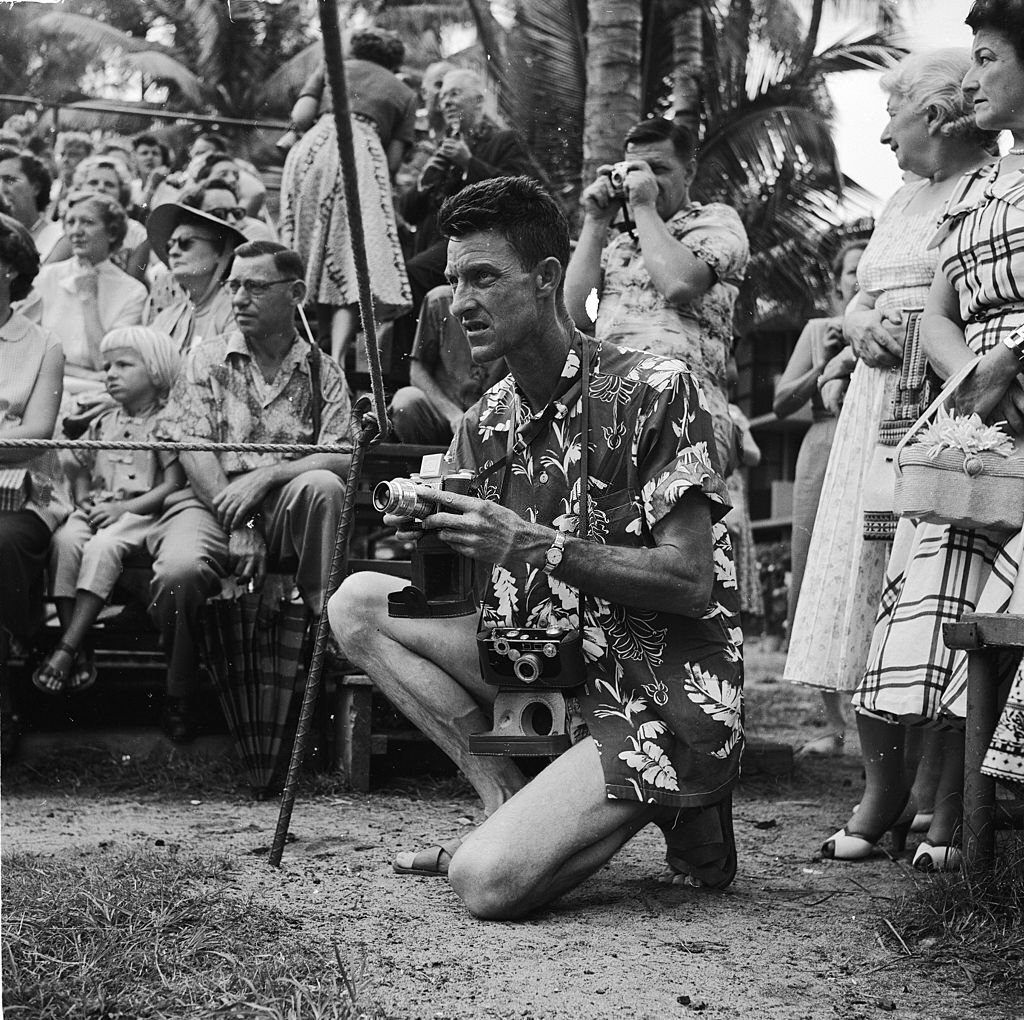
left=448, top=737, right=660, bottom=920
left=327, top=571, right=526, bottom=816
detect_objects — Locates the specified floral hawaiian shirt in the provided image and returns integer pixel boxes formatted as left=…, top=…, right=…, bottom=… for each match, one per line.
left=159, top=330, right=352, bottom=476
left=447, top=333, right=744, bottom=808
left=596, top=202, right=749, bottom=471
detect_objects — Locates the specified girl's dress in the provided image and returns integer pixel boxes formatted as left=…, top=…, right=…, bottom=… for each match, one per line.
left=280, top=62, right=413, bottom=323
left=786, top=318, right=838, bottom=633
left=785, top=180, right=938, bottom=690
left=854, top=160, right=1024, bottom=787
left=49, top=406, right=175, bottom=602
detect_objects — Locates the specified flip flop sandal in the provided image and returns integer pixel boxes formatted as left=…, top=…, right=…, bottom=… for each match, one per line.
left=31, top=641, right=77, bottom=695
left=67, top=648, right=97, bottom=693
left=392, top=838, right=462, bottom=877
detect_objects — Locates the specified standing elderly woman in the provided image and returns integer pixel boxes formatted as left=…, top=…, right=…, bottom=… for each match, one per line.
left=142, top=202, right=245, bottom=353
left=22, top=190, right=147, bottom=418
left=787, top=52, right=996, bottom=778
left=840, top=0, right=1024, bottom=869
left=280, top=27, right=415, bottom=362
left=0, top=214, right=70, bottom=753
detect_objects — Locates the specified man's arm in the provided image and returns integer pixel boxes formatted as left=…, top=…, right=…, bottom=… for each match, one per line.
left=410, top=359, right=463, bottom=431
left=416, top=487, right=715, bottom=619
left=565, top=171, right=618, bottom=329
left=210, top=453, right=350, bottom=533
left=629, top=203, right=714, bottom=307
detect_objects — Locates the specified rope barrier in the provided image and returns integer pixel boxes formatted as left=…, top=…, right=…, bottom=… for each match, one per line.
left=0, top=438, right=351, bottom=456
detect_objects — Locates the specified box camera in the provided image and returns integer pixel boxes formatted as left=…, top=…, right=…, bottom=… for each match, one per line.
left=373, top=455, right=477, bottom=619
left=469, top=625, right=585, bottom=757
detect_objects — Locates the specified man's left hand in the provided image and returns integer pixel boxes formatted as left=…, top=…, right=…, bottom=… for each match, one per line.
left=622, top=159, right=659, bottom=209
left=213, top=469, right=275, bottom=532
left=415, top=485, right=542, bottom=568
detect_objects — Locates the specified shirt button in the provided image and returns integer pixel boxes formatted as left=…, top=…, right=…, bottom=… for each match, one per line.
left=539, top=471, right=549, bottom=483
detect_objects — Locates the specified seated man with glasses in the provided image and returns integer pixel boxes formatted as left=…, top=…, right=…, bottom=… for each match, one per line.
left=150, top=239, right=352, bottom=741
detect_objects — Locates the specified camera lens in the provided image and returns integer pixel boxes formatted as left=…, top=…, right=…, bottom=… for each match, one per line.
left=513, top=653, right=542, bottom=684
left=372, top=479, right=431, bottom=519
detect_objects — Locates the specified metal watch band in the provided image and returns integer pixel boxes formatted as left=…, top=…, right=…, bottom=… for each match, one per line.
left=542, top=531, right=566, bottom=575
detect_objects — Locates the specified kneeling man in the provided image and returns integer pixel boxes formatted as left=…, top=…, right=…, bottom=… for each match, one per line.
left=328, top=177, right=743, bottom=920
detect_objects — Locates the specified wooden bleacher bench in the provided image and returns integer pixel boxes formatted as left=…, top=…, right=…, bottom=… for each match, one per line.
left=11, top=442, right=446, bottom=789
left=942, top=612, right=1024, bottom=869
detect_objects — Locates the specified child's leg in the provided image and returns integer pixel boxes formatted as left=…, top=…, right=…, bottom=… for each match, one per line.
left=41, top=515, right=155, bottom=691
left=34, top=513, right=94, bottom=692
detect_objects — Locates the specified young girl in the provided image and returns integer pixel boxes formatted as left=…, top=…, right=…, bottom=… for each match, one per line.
left=33, top=325, right=184, bottom=693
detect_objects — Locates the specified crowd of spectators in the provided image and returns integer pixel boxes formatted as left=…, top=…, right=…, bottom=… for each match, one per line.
left=0, top=6, right=1022, bottom=893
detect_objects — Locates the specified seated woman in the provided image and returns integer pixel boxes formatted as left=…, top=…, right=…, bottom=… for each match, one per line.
left=0, top=147, right=55, bottom=260
left=46, top=155, right=149, bottom=279
left=142, top=202, right=245, bottom=352
left=34, top=326, right=184, bottom=695
left=21, top=190, right=147, bottom=423
left=0, top=213, right=71, bottom=753
left=178, top=179, right=275, bottom=242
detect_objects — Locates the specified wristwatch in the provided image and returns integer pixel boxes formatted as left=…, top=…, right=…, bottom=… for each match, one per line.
left=1001, top=325, right=1024, bottom=363
left=542, top=531, right=566, bottom=576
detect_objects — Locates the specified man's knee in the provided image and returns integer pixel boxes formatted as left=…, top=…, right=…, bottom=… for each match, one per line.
left=448, top=843, right=527, bottom=921
left=283, top=470, right=345, bottom=515
left=327, top=572, right=389, bottom=660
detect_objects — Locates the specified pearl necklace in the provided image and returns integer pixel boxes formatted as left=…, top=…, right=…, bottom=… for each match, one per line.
left=1009, top=147, right=1024, bottom=155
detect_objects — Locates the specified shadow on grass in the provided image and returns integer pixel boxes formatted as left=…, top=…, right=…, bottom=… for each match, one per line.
left=2, top=847, right=384, bottom=1019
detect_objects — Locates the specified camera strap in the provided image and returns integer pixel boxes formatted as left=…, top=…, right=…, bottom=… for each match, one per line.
left=479, top=332, right=591, bottom=622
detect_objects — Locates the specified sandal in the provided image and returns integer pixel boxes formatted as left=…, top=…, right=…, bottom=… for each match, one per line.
left=658, top=794, right=737, bottom=890
left=31, top=641, right=77, bottom=695
left=392, top=838, right=462, bottom=877
left=67, top=646, right=97, bottom=693
left=796, top=731, right=845, bottom=758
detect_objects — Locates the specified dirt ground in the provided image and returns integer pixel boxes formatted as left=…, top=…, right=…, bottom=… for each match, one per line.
left=2, top=644, right=1020, bottom=1020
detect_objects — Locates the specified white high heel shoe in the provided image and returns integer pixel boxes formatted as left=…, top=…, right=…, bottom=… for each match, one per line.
left=912, top=842, right=962, bottom=872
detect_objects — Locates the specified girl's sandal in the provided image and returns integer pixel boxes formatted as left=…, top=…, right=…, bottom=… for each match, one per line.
left=67, top=646, right=97, bottom=693
left=31, top=641, right=77, bottom=695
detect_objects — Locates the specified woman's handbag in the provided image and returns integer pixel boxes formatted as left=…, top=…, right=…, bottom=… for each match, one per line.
left=862, top=309, right=933, bottom=541
left=893, top=359, right=1024, bottom=533
left=0, top=468, right=31, bottom=512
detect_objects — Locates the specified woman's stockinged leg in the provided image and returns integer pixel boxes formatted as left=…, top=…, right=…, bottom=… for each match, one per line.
left=846, top=712, right=909, bottom=836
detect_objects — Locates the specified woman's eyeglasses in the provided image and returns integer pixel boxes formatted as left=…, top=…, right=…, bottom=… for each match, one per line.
left=166, top=234, right=215, bottom=253
left=206, top=206, right=246, bottom=222
left=225, top=277, right=297, bottom=296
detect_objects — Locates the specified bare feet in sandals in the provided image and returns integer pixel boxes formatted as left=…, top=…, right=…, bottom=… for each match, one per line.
left=32, top=641, right=75, bottom=695
left=393, top=838, right=462, bottom=877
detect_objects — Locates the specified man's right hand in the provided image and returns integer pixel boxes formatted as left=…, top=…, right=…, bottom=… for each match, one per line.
left=229, top=526, right=267, bottom=590
left=579, top=167, right=618, bottom=222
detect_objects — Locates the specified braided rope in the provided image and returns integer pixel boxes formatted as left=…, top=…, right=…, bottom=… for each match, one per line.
left=0, top=437, right=351, bottom=455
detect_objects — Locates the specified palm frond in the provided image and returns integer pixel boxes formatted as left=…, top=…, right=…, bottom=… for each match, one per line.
left=809, top=32, right=907, bottom=74
left=502, top=0, right=586, bottom=197
left=31, top=11, right=207, bottom=107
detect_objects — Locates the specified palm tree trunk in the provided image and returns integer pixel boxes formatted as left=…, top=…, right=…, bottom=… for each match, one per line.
left=665, top=1, right=703, bottom=138
left=582, top=0, right=642, bottom=182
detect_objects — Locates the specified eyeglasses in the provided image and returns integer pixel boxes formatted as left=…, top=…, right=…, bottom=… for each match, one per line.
left=225, top=277, right=297, bottom=296
left=166, top=234, right=216, bottom=252
left=206, top=206, right=246, bottom=222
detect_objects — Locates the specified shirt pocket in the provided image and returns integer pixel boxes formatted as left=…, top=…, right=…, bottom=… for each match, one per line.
left=588, top=487, right=645, bottom=546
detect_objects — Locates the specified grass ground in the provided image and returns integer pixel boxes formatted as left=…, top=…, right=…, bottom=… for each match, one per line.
left=2, top=641, right=1022, bottom=1017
